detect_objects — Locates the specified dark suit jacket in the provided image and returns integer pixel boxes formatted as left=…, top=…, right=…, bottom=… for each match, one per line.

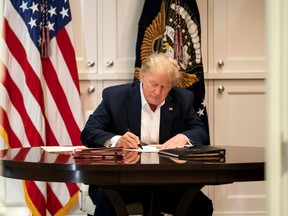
left=80, top=81, right=208, bottom=147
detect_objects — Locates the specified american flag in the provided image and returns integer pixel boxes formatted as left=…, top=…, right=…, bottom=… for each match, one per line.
left=0, top=0, right=83, bottom=215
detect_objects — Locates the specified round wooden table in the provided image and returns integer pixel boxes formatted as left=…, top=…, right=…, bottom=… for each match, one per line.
left=0, top=146, right=265, bottom=216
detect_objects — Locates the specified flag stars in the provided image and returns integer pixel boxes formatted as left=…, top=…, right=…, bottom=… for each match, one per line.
left=201, top=99, right=206, bottom=108
left=47, top=21, right=55, bottom=31
left=15, top=0, right=72, bottom=44
left=38, top=36, right=42, bottom=46
left=28, top=17, right=37, bottom=29
left=197, top=108, right=204, bottom=116
left=48, top=6, right=57, bottom=17
left=29, top=2, right=39, bottom=14
left=60, top=7, right=69, bottom=19
left=19, top=0, right=28, bottom=12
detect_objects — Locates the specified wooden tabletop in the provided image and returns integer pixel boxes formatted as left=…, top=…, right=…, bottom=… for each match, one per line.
left=0, top=145, right=265, bottom=185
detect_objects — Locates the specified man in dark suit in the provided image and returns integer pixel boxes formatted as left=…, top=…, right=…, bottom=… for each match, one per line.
left=80, top=53, right=213, bottom=215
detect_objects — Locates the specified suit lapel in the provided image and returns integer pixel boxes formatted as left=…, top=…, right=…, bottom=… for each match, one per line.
left=160, top=95, right=175, bottom=143
left=127, top=83, right=142, bottom=137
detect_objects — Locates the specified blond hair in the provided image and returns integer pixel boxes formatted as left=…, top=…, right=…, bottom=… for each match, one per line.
left=140, top=53, right=180, bottom=86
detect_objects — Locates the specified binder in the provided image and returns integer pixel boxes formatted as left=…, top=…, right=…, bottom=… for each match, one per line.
left=71, top=147, right=124, bottom=160
left=158, top=145, right=225, bottom=160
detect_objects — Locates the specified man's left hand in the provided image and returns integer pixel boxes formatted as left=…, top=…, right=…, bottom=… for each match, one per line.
left=159, top=134, right=189, bottom=150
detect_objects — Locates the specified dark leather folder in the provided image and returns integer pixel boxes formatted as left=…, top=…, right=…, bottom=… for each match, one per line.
left=158, top=145, right=225, bottom=160
left=72, top=147, right=124, bottom=160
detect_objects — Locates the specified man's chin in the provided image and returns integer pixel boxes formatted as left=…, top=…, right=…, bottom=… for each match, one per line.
left=148, top=98, right=163, bottom=105
left=148, top=101, right=161, bottom=107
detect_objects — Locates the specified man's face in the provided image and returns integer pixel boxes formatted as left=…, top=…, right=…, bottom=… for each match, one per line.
left=141, top=73, right=172, bottom=106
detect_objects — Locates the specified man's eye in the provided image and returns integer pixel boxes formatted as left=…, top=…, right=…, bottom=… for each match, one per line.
left=161, top=85, right=170, bottom=89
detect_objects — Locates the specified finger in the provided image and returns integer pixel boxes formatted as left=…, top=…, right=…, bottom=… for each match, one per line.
left=122, top=137, right=137, bottom=149
left=119, top=135, right=133, bottom=148
left=160, top=141, right=177, bottom=149
left=125, top=134, right=140, bottom=149
left=124, top=140, right=136, bottom=149
left=128, top=132, right=140, bottom=144
left=159, top=143, right=172, bottom=150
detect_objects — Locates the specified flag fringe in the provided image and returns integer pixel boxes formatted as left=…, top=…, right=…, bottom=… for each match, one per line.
left=0, top=125, right=9, bottom=148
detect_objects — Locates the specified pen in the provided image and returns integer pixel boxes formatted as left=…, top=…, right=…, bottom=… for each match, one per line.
left=127, top=128, right=142, bottom=149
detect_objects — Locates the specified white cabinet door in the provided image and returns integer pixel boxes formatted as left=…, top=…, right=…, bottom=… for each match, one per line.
left=212, top=0, right=266, bottom=74
left=213, top=80, right=266, bottom=147
left=99, top=0, right=145, bottom=74
left=213, top=181, right=266, bottom=215
left=70, top=0, right=97, bottom=74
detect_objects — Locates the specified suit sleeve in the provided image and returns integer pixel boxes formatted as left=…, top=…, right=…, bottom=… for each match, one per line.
left=183, top=92, right=209, bottom=145
left=172, top=88, right=209, bottom=145
left=80, top=88, right=118, bottom=147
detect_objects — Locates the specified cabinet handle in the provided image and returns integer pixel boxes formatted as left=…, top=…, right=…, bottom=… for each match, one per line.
left=87, top=85, right=95, bottom=94
left=87, top=60, right=95, bottom=68
left=218, top=85, right=225, bottom=93
left=217, top=60, right=225, bottom=68
left=106, top=60, right=114, bottom=68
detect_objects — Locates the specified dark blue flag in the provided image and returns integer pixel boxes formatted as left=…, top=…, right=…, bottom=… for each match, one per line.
left=134, top=0, right=210, bottom=145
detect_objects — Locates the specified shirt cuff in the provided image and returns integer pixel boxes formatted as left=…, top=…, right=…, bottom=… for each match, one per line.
left=181, top=134, right=196, bottom=146
left=104, top=135, right=121, bottom=147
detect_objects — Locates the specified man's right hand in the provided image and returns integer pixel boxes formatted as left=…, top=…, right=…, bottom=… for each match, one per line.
left=116, top=131, right=140, bottom=149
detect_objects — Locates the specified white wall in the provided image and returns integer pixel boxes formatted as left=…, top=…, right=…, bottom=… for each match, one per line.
left=266, top=0, right=288, bottom=215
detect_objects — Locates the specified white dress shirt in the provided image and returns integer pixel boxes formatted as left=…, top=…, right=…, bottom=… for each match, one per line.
left=139, top=82, right=164, bottom=144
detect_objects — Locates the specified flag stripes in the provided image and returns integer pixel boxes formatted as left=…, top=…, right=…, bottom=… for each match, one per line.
left=3, top=71, right=44, bottom=146
left=0, top=0, right=83, bottom=215
left=2, top=18, right=45, bottom=146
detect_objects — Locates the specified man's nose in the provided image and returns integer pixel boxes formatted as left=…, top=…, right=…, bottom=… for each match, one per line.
left=154, top=86, right=162, bottom=95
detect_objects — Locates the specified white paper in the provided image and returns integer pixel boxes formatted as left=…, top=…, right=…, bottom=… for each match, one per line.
left=126, top=145, right=160, bottom=152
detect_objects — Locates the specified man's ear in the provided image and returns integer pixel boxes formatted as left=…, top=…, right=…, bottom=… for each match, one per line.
left=139, top=73, right=144, bottom=81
